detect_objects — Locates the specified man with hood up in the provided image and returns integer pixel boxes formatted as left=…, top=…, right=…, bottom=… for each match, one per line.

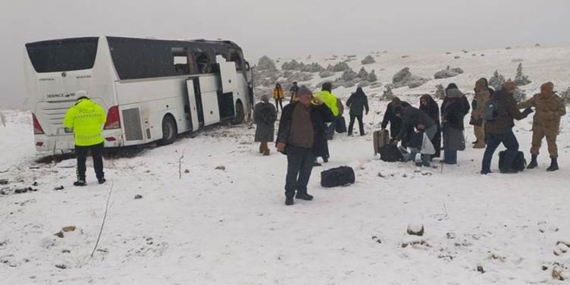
left=346, top=87, right=369, bottom=136
left=63, top=91, right=107, bottom=186
left=471, top=78, right=493, bottom=148
left=518, top=82, right=566, bottom=171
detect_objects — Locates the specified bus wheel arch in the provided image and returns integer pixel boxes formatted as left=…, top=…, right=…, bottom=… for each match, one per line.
left=158, top=114, right=177, bottom=145
left=232, top=100, right=245, bottom=125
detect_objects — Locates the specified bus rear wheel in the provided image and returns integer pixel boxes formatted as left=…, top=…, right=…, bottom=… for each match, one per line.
left=158, top=115, right=177, bottom=145
left=231, top=102, right=245, bottom=125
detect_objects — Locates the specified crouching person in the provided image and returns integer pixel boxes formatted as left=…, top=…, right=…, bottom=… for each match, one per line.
left=276, top=86, right=333, bottom=206
left=518, top=82, right=566, bottom=171
left=393, top=105, right=437, bottom=167
left=63, top=91, right=107, bottom=186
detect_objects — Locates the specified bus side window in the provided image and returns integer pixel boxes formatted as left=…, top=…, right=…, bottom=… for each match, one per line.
left=194, top=50, right=211, bottom=74
left=229, top=50, right=243, bottom=71
left=172, top=47, right=190, bottom=75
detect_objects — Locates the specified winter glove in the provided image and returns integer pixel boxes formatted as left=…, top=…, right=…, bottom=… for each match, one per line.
left=522, top=107, right=534, bottom=116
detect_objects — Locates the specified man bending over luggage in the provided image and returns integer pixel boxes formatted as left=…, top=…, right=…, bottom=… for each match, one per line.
left=276, top=86, right=334, bottom=206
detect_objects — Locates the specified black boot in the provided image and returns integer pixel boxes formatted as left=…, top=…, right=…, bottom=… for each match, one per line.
left=546, top=157, right=559, bottom=172
left=527, top=155, right=538, bottom=169
left=296, top=193, right=314, bottom=201
left=285, top=196, right=294, bottom=206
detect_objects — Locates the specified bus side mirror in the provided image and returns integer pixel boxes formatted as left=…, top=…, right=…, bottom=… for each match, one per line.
left=244, top=61, right=250, bottom=71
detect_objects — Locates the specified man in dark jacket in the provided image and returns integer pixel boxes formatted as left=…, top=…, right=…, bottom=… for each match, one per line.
left=393, top=106, right=437, bottom=167
left=381, top=97, right=412, bottom=142
left=276, top=86, right=334, bottom=206
left=346, top=87, right=369, bottom=136
left=481, top=81, right=533, bottom=174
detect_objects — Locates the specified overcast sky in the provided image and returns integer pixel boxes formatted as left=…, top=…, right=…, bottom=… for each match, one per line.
left=1, top=0, right=569, bottom=107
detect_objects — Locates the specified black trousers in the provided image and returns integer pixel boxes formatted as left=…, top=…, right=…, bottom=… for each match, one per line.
left=75, top=142, right=105, bottom=181
left=275, top=98, right=283, bottom=111
left=285, top=145, right=315, bottom=198
left=348, top=114, right=364, bottom=135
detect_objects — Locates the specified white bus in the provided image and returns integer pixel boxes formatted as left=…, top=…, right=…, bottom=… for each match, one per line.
left=24, top=36, right=254, bottom=152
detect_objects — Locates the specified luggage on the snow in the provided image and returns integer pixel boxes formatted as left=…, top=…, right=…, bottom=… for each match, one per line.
left=335, top=116, right=347, bottom=133
left=320, top=166, right=355, bottom=187
left=373, top=129, right=390, bottom=154
left=378, top=144, right=404, bottom=162
left=498, top=150, right=526, bottom=171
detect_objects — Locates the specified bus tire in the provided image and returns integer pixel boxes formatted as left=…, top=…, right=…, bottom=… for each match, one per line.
left=231, top=101, right=245, bottom=125
left=158, top=115, right=177, bottom=145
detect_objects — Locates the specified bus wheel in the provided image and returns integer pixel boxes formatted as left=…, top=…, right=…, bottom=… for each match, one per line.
left=158, top=115, right=177, bottom=145
left=232, top=102, right=245, bottom=125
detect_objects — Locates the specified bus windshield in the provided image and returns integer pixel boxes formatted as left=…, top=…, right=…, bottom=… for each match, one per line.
left=25, top=37, right=98, bottom=73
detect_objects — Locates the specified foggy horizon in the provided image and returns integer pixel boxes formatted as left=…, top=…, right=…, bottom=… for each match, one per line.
left=1, top=0, right=569, bottom=107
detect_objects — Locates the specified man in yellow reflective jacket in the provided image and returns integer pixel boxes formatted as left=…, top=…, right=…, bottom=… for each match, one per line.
left=312, top=82, right=339, bottom=164
left=63, top=91, right=107, bottom=186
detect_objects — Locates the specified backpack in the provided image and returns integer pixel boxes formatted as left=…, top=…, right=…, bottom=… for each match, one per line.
left=498, top=150, right=526, bottom=171
left=482, top=95, right=499, bottom=122
left=320, top=166, right=355, bottom=187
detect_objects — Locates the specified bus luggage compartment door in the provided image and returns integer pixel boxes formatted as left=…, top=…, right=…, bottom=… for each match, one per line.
left=198, top=76, right=221, bottom=126
left=185, top=79, right=200, bottom=131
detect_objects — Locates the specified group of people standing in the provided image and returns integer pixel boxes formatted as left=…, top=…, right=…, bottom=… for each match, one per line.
left=254, top=77, right=566, bottom=206
left=254, top=81, right=371, bottom=205
left=382, top=78, right=566, bottom=173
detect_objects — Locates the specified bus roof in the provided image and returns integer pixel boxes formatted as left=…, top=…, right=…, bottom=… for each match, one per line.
left=26, top=36, right=243, bottom=51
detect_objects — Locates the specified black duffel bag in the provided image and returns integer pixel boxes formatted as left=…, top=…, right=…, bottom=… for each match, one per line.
left=498, top=150, right=526, bottom=171
left=320, top=166, right=355, bottom=188
left=379, top=144, right=404, bottom=162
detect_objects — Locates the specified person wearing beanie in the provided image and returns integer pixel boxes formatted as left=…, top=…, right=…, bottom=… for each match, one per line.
left=518, top=81, right=566, bottom=171
left=480, top=81, right=534, bottom=174
left=63, top=91, right=107, bottom=186
left=276, top=86, right=334, bottom=206
left=253, top=95, right=277, bottom=156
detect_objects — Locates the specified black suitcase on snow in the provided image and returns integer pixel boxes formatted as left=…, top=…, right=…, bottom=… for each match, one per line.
left=498, top=150, right=526, bottom=171
left=320, top=166, right=355, bottom=187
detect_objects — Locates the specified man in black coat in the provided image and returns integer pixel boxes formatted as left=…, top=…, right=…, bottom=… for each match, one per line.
left=381, top=97, right=412, bottom=145
left=276, top=86, right=334, bottom=206
left=346, top=87, right=370, bottom=136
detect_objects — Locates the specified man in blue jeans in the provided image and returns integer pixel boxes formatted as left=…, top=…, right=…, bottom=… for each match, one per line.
left=481, top=82, right=533, bottom=174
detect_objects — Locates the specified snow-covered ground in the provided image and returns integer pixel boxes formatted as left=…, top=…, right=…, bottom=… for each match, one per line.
left=2, top=46, right=570, bottom=284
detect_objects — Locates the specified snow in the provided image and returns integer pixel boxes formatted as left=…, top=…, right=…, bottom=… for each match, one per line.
left=2, top=46, right=570, bottom=284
